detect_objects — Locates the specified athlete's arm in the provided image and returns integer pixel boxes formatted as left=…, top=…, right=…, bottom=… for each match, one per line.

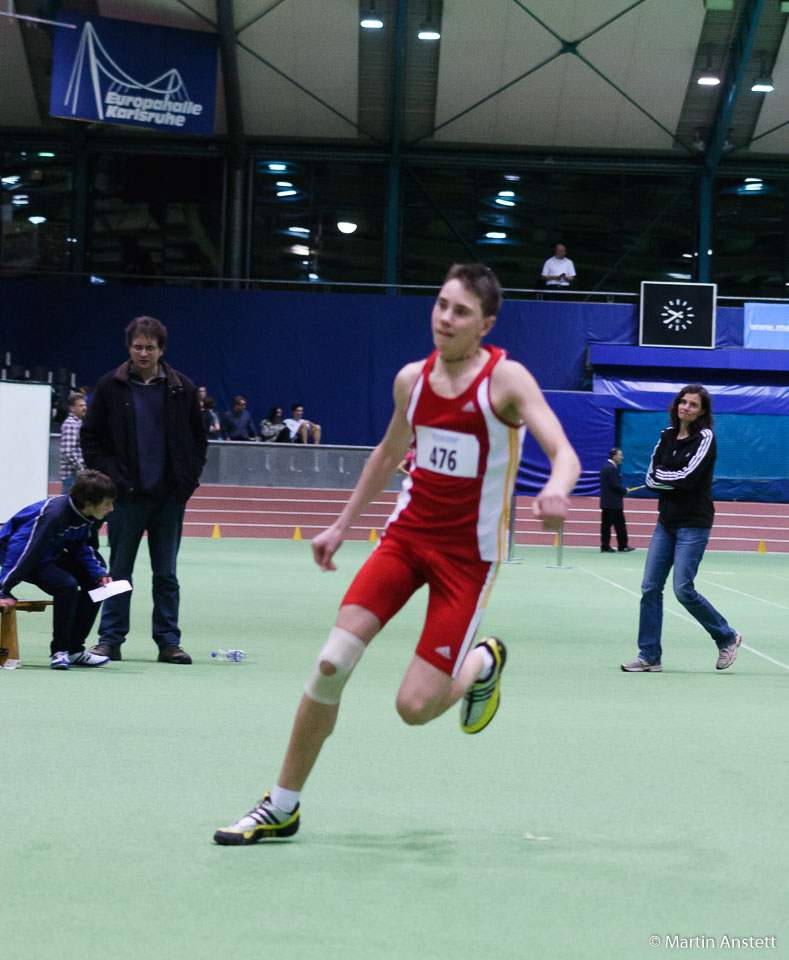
left=312, top=363, right=421, bottom=571
left=491, top=360, right=580, bottom=530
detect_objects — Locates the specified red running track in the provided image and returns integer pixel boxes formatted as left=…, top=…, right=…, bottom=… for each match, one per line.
left=181, top=486, right=789, bottom=553
left=51, top=482, right=789, bottom=551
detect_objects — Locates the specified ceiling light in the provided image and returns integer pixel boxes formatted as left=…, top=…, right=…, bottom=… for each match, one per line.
left=360, top=2, right=383, bottom=28
left=497, top=190, right=515, bottom=198
left=751, top=77, right=774, bottom=92
left=308, top=273, right=319, bottom=280
left=1, top=175, right=21, bottom=186
left=276, top=189, right=297, bottom=197
left=37, top=152, right=55, bottom=158
left=276, top=181, right=293, bottom=187
left=745, top=177, right=763, bottom=183
left=290, top=244, right=310, bottom=256
left=288, top=226, right=309, bottom=235
left=503, top=174, right=521, bottom=182
left=337, top=221, right=358, bottom=234
left=28, top=215, right=46, bottom=224
left=495, top=198, right=515, bottom=207
left=418, top=25, right=440, bottom=40
left=697, top=74, right=720, bottom=86
left=743, top=183, right=764, bottom=191
left=267, top=162, right=287, bottom=172
left=485, top=232, right=507, bottom=239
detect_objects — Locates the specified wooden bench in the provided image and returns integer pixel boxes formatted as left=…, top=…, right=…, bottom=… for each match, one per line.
left=0, top=600, right=54, bottom=668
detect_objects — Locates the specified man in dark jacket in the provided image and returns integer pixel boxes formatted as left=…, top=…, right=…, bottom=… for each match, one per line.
left=600, top=447, right=634, bottom=553
left=81, top=315, right=207, bottom=664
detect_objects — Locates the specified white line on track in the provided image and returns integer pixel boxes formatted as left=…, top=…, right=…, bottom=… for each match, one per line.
left=578, top=567, right=789, bottom=672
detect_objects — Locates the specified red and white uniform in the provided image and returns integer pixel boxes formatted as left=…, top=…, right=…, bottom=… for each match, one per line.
left=387, top=345, right=525, bottom=561
left=343, top=346, right=526, bottom=676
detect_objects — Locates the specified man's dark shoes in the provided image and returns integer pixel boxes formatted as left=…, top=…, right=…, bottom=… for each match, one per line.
left=618, top=546, right=636, bottom=552
left=600, top=547, right=616, bottom=553
left=89, top=642, right=122, bottom=661
left=157, top=645, right=192, bottom=664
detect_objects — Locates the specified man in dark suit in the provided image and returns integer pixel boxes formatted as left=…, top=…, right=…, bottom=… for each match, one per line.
left=600, top=447, right=634, bottom=553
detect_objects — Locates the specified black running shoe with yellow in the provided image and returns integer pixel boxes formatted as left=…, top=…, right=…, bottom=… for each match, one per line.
left=460, top=637, right=507, bottom=734
left=213, top=792, right=300, bottom=845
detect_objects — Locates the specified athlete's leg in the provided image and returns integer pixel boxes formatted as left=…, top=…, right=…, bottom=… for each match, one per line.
left=396, top=550, right=498, bottom=725
left=277, top=604, right=380, bottom=791
left=395, top=647, right=487, bottom=725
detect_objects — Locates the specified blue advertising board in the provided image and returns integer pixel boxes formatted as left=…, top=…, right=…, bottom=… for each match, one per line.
left=743, top=302, right=789, bottom=350
left=50, top=13, right=217, bottom=136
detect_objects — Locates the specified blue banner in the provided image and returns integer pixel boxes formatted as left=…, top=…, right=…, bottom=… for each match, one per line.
left=743, top=302, right=789, bottom=350
left=50, top=13, right=217, bottom=136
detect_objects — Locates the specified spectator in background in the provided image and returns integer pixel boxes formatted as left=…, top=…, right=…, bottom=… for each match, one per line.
left=621, top=384, right=741, bottom=673
left=284, top=403, right=322, bottom=445
left=599, top=447, right=634, bottom=553
left=260, top=405, right=291, bottom=443
left=59, top=392, right=88, bottom=493
left=198, top=387, right=222, bottom=440
left=541, top=243, right=576, bottom=289
left=81, top=315, right=207, bottom=665
left=224, top=396, right=258, bottom=441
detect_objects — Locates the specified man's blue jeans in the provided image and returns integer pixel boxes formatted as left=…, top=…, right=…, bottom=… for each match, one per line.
left=98, top=493, right=186, bottom=648
left=637, top=522, right=736, bottom=664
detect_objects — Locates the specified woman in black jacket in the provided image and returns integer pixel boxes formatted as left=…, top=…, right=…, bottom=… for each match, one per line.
left=621, top=384, right=741, bottom=673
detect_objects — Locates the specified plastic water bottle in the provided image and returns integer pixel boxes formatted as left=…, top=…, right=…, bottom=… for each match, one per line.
left=211, top=649, right=247, bottom=662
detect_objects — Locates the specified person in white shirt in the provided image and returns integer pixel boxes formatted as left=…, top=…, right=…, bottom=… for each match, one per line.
left=284, top=404, right=321, bottom=444
left=541, top=243, right=576, bottom=289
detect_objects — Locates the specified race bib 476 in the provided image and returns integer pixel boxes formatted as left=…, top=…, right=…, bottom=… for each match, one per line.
left=414, top=426, right=480, bottom=478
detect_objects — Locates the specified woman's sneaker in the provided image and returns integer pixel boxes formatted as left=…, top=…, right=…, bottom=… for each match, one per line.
left=50, top=651, right=71, bottom=670
left=716, top=632, right=742, bottom=670
left=460, top=637, right=507, bottom=734
left=620, top=657, right=662, bottom=672
left=213, top=792, right=300, bottom=845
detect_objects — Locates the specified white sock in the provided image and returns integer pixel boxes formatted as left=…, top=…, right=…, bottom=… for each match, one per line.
left=270, top=785, right=300, bottom=813
left=475, top=645, right=495, bottom=682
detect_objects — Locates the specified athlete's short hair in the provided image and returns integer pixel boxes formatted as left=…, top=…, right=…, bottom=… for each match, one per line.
left=126, top=315, right=167, bottom=349
left=609, top=447, right=621, bottom=459
left=444, top=263, right=502, bottom=318
left=67, top=392, right=85, bottom=409
left=668, top=384, right=714, bottom=434
left=70, top=470, right=116, bottom=510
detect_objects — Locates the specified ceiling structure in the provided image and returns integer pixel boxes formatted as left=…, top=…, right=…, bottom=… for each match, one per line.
left=1, top=0, right=788, bottom=162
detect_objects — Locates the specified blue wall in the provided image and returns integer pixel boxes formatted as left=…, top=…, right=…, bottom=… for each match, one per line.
left=3, top=280, right=773, bottom=499
left=1, top=281, right=644, bottom=446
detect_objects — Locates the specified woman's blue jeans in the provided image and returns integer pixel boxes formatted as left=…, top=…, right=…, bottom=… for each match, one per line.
left=637, top=522, right=736, bottom=664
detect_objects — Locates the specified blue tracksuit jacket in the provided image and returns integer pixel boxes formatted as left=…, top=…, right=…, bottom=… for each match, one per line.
left=0, top=496, right=106, bottom=599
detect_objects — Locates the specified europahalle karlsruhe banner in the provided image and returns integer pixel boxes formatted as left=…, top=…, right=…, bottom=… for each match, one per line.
left=50, top=13, right=217, bottom=136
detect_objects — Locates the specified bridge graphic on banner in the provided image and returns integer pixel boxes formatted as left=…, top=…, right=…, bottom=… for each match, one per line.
left=64, top=20, right=191, bottom=120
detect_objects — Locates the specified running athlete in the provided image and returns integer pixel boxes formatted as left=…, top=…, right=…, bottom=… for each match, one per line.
left=214, top=263, right=580, bottom=844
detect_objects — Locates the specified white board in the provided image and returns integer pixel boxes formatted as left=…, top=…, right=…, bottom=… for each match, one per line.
left=0, top=381, right=51, bottom=521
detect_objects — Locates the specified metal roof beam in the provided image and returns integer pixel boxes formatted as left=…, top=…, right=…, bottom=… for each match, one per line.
left=698, top=0, right=764, bottom=281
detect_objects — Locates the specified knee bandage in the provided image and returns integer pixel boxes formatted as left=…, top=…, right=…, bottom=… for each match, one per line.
left=304, top=627, right=366, bottom=705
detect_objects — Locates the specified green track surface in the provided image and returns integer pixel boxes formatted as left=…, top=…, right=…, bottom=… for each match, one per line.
left=2, top=540, right=788, bottom=959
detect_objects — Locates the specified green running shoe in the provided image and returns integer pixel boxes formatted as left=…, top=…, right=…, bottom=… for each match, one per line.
left=460, top=637, right=507, bottom=734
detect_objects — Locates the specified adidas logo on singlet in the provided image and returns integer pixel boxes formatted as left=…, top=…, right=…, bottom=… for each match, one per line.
left=461, top=401, right=476, bottom=413
left=436, top=645, right=452, bottom=659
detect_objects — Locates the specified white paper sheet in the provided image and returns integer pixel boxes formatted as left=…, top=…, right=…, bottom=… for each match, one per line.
left=88, top=579, right=132, bottom=603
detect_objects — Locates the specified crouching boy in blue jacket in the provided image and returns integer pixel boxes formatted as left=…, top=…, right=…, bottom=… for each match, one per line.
left=0, top=470, right=116, bottom=669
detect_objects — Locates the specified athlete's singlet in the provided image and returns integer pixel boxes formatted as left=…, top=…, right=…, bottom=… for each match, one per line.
left=384, top=346, right=526, bottom=562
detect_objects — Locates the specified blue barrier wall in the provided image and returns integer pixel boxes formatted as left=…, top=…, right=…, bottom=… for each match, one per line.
left=5, top=279, right=782, bottom=500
